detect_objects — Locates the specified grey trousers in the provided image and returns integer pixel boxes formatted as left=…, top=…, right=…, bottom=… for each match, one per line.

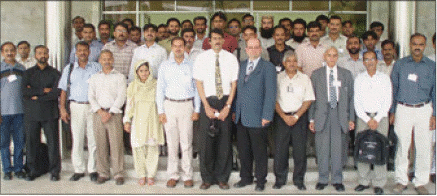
left=315, top=106, right=346, bottom=184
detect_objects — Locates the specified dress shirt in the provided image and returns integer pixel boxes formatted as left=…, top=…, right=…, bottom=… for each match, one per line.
left=97, top=38, right=113, bottom=46
left=16, top=57, right=37, bottom=69
left=169, top=47, right=202, bottom=63
left=337, top=54, right=365, bottom=78
left=285, top=37, right=309, bottom=50
left=320, top=34, right=348, bottom=57
left=257, top=32, right=275, bottom=50
left=193, top=49, right=239, bottom=98
left=277, top=71, right=315, bottom=113
left=360, top=48, right=383, bottom=61
left=129, top=42, right=167, bottom=81
left=1, top=61, right=25, bottom=115
left=428, top=54, right=436, bottom=62
left=88, top=69, right=127, bottom=113
left=267, top=44, right=295, bottom=72
left=202, top=32, right=238, bottom=53
left=296, top=41, right=327, bottom=77
left=233, top=41, right=270, bottom=62
left=390, top=56, right=436, bottom=116
left=69, top=40, right=104, bottom=64
left=354, top=71, right=392, bottom=123
left=156, top=57, right=201, bottom=114
left=102, top=40, right=138, bottom=78
left=22, top=65, right=61, bottom=121
left=325, top=63, right=340, bottom=102
left=377, top=60, right=395, bottom=76
left=58, top=61, right=102, bottom=102
left=246, top=57, right=261, bottom=75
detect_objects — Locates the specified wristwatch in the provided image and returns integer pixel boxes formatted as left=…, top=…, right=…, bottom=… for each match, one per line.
left=293, top=114, right=299, bottom=120
left=226, top=104, right=232, bottom=108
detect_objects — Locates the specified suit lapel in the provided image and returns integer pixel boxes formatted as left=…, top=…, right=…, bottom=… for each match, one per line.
left=246, top=58, right=263, bottom=83
left=320, top=66, right=327, bottom=101
left=337, top=67, right=344, bottom=100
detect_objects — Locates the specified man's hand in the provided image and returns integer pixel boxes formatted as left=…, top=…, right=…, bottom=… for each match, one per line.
left=389, top=113, right=395, bottom=125
left=309, top=122, right=315, bottom=133
left=349, top=121, right=355, bottom=131
left=60, top=107, right=70, bottom=123
left=204, top=105, right=217, bottom=119
left=367, top=119, right=379, bottom=130
left=31, top=96, right=38, bottom=100
left=430, top=116, right=436, bottom=130
left=283, top=115, right=298, bottom=127
left=98, top=110, right=112, bottom=123
left=124, top=123, right=131, bottom=133
left=43, top=88, right=52, bottom=93
left=218, top=106, right=230, bottom=121
left=191, top=113, right=200, bottom=121
left=261, top=119, right=270, bottom=127
left=159, top=114, right=167, bottom=124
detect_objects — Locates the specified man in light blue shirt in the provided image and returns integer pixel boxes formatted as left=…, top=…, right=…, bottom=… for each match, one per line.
left=69, top=23, right=103, bottom=64
left=360, top=31, right=383, bottom=61
left=156, top=37, right=200, bottom=188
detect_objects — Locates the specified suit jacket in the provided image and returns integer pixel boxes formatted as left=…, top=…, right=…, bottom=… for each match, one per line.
left=234, top=58, right=277, bottom=128
left=308, top=65, right=355, bottom=133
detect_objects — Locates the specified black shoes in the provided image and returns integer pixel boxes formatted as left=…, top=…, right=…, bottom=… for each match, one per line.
left=25, top=173, right=37, bottom=181
left=50, top=173, right=60, bottom=181
left=354, top=184, right=370, bottom=192
left=333, top=183, right=345, bottom=192
left=15, top=171, right=26, bottom=179
left=255, top=183, right=265, bottom=191
left=295, top=183, right=307, bottom=190
left=90, top=172, right=98, bottom=182
left=374, top=187, right=384, bottom=195
left=431, top=174, right=436, bottom=183
left=233, top=180, right=253, bottom=188
left=272, top=182, right=284, bottom=189
left=315, top=183, right=328, bottom=190
left=3, top=172, right=12, bottom=180
left=69, top=173, right=85, bottom=181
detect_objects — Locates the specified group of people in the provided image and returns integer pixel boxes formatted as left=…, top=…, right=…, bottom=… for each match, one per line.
left=1, top=11, right=436, bottom=195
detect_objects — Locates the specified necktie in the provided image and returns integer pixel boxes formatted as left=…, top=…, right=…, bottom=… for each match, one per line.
left=215, top=53, right=223, bottom=99
left=244, top=61, right=254, bottom=82
left=329, top=69, right=337, bottom=108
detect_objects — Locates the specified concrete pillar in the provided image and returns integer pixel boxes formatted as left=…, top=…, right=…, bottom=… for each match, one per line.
left=389, top=1, right=416, bottom=58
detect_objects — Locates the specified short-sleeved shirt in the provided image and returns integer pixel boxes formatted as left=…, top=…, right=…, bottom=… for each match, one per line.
left=69, top=40, right=103, bottom=64
left=1, top=61, right=25, bottom=115
left=102, top=40, right=138, bottom=78
left=338, top=54, right=366, bottom=79
left=129, top=42, right=167, bottom=81
left=193, top=49, right=239, bottom=97
left=277, top=71, right=315, bottom=113
left=295, top=41, right=327, bottom=77
left=377, top=60, right=395, bottom=76
left=320, top=34, right=348, bottom=57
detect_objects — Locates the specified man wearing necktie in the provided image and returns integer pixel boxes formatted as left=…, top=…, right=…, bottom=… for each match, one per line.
left=233, top=38, right=277, bottom=191
left=308, top=46, right=355, bottom=192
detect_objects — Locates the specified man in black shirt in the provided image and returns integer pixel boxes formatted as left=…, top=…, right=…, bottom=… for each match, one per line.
left=22, top=45, right=61, bottom=181
left=267, top=26, right=295, bottom=73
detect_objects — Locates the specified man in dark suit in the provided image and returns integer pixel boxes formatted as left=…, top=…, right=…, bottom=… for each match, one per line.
left=233, top=38, right=277, bottom=191
left=308, top=46, right=355, bottom=192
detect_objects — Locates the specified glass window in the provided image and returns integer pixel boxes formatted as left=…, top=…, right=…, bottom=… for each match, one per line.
left=219, top=1, right=250, bottom=12
left=332, top=1, right=366, bottom=11
left=292, top=1, right=329, bottom=11
left=176, top=1, right=212, bottom=11
left=103, top=1, right=136, bottom=11
left=104, top=14, right=136, bottom=26
left=253, top=1, right=289, bottom=11
left=140, top=1, right=175, bottom=11
left=337, top=14, right=367, bottom=37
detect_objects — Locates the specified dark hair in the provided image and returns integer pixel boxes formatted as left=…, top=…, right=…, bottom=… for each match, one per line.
left=433, top=33, right=436, bottom=44
left=329, top=15, right=342, bottom=23
left=208, top=28, right=224, bottom=39
left=98, top=20, right=112, bottom=29
left=1, top=42, right=16, bottom=51
left=75, top=41, right=90, bottom=50
left=130, top=26, right=141, bottom=33
left=171, top=36, right=186, bottom=46
left=410, top=33, right=427, bottom=42
left=143, top=23, right=157, bottom=32
left=381, top=39, right=395, bottom=48
left=72, top=16, right=84, bottom=23
left=114, top=22, right=129, bottom=33
left=193, top=16, right=207, bottom=25
left=370, top=21, right=384, bottom=31
left=242, top=25, right=257, bottom=34
left=157, top=24, right=167, bottom=29
left=293, top=18, right=307, bottom=29
left=121, top=18, right=134, bottom=26
left=279, top=17, right=292, bottom=25
left=362, top=31, right=378, bottom=41
left=167, top=18, right=181, bottom=26
left=181, top=20, right=193, bottom=27
left=211, top=11, right=227, bottom=23
left=315, top=15, right=329, bottom=22
left=307, top=21, right=321, bottom=31
left=342, top=20, right=353, bottom=26
left=83, top=23, right=96, bottom=32
left=347, top=34, right=361, bottom=44
left=242, top=14, right=254, bottom=21
left=273, top=25, right=286, bottom=34
left=17, top=41, right=30, bottom=48
left=181, top=28, right=195, bottom=37
left=227, top=18, right=241, bottom=27
left=34, top=45, right=48, bottom=53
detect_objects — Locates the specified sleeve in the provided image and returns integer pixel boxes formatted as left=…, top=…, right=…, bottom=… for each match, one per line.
left=303, top=75, right=316, bottom=101
left=22, top=70, right=44, bottom=98
left=193, top=77, right=201, bottom=113
left=308, top=72, right=317, bottom=121
left=38, top=70, right=61, bottom=101
left=354, top=76, right=370, bottom=123
left=69, top=48, right=76, bottom=64
left=87, top=76, right=101, bottom=113
left=261, top=64, right=277, bottom=121
left=389, top=61, right=400, bottom=114
left=109, top=75, right=127, bottom=113
left=431, top=66, right=436, bottom=116
left=123, top=84, right=134, bottom=124
left=348, top=71, right=355, bottom=121
left=192, top=55, right=203, bottom=81
left=57, top=65, right=70, bottom=91
left=230, top=55, right=239, bottom=82
left=374, top=75, right=392, bottom=122
left=156, top=64, right=166, bottom=114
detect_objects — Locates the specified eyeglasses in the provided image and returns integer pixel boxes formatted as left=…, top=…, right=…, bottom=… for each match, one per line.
left=115, top=29, right=127, bottom=33
left=228, top=26, right=239, bottom=29
left=363, top=58, right=376, bottom=62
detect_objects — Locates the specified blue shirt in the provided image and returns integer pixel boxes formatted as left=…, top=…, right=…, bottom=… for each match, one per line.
left=1, top=61, right=25, bottom=115
left=58, top=62, right=102, bottom=102
left=97, top=38, right=113, bottom=46
left=156, top=57, right=201, bottom=114
left=390, top=56, right=436, bottom=116
left=360, top=48, right=383, bottom=61
left=69, top=40, right=103, bottom=64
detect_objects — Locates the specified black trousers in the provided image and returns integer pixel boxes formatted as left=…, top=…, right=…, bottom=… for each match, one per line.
left=237, top=123, right=268, bottom=185
left=25, top=119, right=61, bottom=175
left=273, top=113, right=307, bottom=185
left=198, top=96, right=232, bottom=183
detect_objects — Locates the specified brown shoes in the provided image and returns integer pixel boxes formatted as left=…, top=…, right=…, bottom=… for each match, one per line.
left=199, top=182, right=211, bottom=190
left=166, top=179, right=179, bottom=188
left=392, top=183, right=407, bottom=194
left=415, top=186, right=429, bottom=195
left=115, top=177, right=124, bottom=185
left=219, top=182, right=230, bottom=189
left=96, top=176, right=109, bottom=184
left=184, top=180, right=194, bottom=188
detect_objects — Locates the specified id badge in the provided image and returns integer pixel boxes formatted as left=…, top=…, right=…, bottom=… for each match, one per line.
left=287, top=84, right=293, bottom=93
left=7, top=74, right=17, bottom=83
left=408, top=74, right=418, bottom=82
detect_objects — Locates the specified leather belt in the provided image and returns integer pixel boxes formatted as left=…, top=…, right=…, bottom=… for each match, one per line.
left=398, top=100, right=430, bottom=108
left=365, top=112, right=377, bottom=118
left=101, top=108, right=110, bottom=112
left=70, top=100, right=90, bottom=104
left=284, top=111, right=297, bottom=115
left=165, top=97, right=193, bottom=102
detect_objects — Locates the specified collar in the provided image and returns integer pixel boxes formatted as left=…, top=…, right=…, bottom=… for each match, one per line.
left=73, top=61, right=93, bottom=69
left=406, top=55, right=427, bottom=63
left=99, top=68, right=118, bottom=75
left=248, top=57, right=261, bottom=66
left=169, top=55, right=188, bottom=65
left=346, top=53, right=363, bottom=61
left=141, top=42, right=158, bottom=49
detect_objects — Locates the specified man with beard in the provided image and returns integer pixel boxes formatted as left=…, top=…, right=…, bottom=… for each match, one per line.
left=72, top=16, right=85, bottom=47
left=181, top=20, right=194, bottom=30
left=97, top=20, right=113, bottom=46
left=267, top=26, right=295, bottom=73
left=193, top=16, right=207, bottom=50
left=69, top=23, right=103, bottom=64
left=258, top=15, right=275, bottom=50
left=316, top=15, right=329, bottom=37
left=23, top=45, right=61, bottom=181
left=342, top=20, right=355, bottom=38
left=16, top=41, right=36, bottom=69
left=129, top=26, right=144, bottom=46
left=159, top=18, right=181, bottom=55
left=233, top=26, right=270, bottom=63
left=338, top=35, right=365, bottom=78
left=157, top=24, right=169, bottom=42
left=360, top=31, right=383, bottom=60
left=279, top=18, right=293, bottom=41
left=321, top=15, right=348, bottom=58
left=241, top=14, right=255, bottom=28
left=377, top=39, right=396, bottom=75
left=286, top=18, right=309, bottom=49
left=181, top=28, right=202, bottom=61
left=202, top=11, right=238, bottom=53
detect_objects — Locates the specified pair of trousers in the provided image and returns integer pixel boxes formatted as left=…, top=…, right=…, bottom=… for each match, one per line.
left=274, top=113, right=307, bottom=185
left=93, top=113, right=124, bottom=178
left=133, top=145, right=159, bottom=178
left=69, top=102, right=96, bottom=173
left=355, top=116, right=388, bottom=187
left=163, top=100, right=194, bottom=181
left=25, top=119, right=61, bottom=175
left=315, top=105, right=346, bottom=184
left=0, top=114, right=25, bottom=173
left=237, top=123, right=268, bottom=185
left=198, top=96, right=232, bottom=183
left=394, top=103, right=433, bottom=187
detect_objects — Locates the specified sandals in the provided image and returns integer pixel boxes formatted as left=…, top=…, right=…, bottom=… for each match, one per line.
left=147, top=177, right=155, bottom=186
left=138, top=177, right=147, bottom=186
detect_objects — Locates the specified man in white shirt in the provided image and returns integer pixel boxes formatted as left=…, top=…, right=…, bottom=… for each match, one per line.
left=377, top=40, right=396, bottom=75
left=181, top=28, right=202, bottom=62
left=16, top=41, right=36, bottom=69
left=338, top=35, right=365, bottom=79
left=193, top=28, right=239, bottom=190
left=320, top=15, right=348, bottom=58
left=353, top=51, right=392, bottom=195
left=72, top=16, right=85, bottom=47
left=129, top=24, right=167, bottom=81
left=193, top=16, right=208, bottom=51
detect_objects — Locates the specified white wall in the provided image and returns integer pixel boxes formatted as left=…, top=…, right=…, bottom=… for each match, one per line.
left=416, top=1, right=436, bottom=56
